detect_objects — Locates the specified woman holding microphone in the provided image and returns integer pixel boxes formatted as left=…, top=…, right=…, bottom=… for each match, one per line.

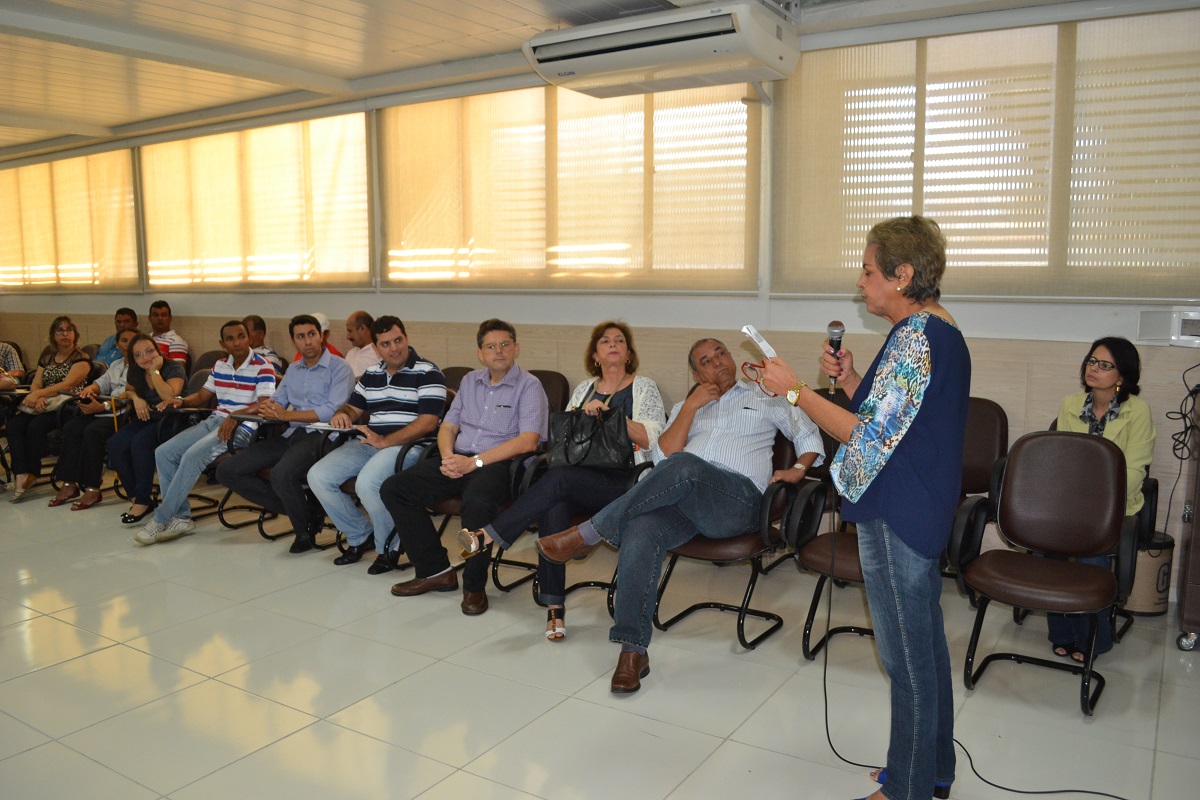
left=760, top=216, right=970, bottom=800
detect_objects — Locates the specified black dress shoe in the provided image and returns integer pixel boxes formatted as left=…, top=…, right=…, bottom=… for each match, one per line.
left=289, top=535, right=314, bottom=554
left=366, top=554, right=394, bottom=575
left=120, top=505, right=156, bottom=525
left=333, top=541, right=373, bottom=565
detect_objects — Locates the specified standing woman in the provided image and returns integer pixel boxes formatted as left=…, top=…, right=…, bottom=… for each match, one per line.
left=761, top=216, right=970, bottom=800
left=1048, top=337, right=1155, bottom=662
left=5, top=316, right=92, bottom=502
left=106, top=333, right=187, bottom=524
left=457, top=321, right=665, bottom=640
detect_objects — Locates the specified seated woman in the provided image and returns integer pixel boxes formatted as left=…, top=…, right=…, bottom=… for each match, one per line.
left=1049, top=336, right=1156, bottom=662
left=105, top=333, right=187, bottom=524
left=458, top=321, right=665, bottom=640
left=5, top=316, right=92, bottom=502
left=49, top=327, right=140, bottom=510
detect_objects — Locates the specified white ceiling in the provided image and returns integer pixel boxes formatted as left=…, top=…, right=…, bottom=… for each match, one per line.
left=0, top=0, right=1147, bottom=164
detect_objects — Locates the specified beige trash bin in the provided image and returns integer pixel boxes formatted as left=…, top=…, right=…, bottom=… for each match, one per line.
left=1125, top=533, right=1174, bottom=616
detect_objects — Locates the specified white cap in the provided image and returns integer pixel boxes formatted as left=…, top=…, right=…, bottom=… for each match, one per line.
left=311, top=312, right=330, bottom=332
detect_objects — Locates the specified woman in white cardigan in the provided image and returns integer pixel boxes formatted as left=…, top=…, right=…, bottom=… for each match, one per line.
left=459, top=321, right=665, bottom=640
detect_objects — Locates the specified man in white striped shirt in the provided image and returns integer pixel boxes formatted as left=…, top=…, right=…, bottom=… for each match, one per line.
left=538, top=337, right=824, bottom=694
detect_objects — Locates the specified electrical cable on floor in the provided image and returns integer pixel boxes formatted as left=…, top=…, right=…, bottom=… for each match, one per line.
left=816, top=516, right=1135, bottom=800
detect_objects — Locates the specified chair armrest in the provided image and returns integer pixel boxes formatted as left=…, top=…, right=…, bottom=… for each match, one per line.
left=758, top=480, right=796, bottom=546
left=394, top=436, right=437, bottom=470
left=1115, top=514, right=1139, bottom=602
left=516, top=451, right=551, bottom=496
left=948, top=495, right=989, bottom=572
left=626, top=461, right=654, bottom=489
left=783, top=479, right=827, bottom=549
left=155, top=405, right=214, bottom=442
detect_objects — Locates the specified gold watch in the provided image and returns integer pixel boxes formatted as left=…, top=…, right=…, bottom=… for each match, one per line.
left=785, top=380, right=807, bottom=406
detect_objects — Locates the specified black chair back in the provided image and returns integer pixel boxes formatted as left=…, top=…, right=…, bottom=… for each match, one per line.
left=191, top=349, right=225, bottom=376
left=441, top=366, right=472, bottom=391
left=530, top=369, right=571, bottom=413
left=962, top=397, right=1007, bottom=496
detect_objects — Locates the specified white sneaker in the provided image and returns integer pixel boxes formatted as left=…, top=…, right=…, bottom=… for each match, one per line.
left=135, top=518, right=167, bottom=546
left=157, top=517, right=196, bottom=542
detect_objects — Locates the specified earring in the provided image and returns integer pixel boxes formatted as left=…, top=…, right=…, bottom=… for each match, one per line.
left=593, top=360, right=599, bottom=368
left=896, top=285, right=902, bottom=291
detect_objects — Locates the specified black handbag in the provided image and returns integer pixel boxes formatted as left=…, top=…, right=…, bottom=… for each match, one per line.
left=546, top=407, right=633, bottom=470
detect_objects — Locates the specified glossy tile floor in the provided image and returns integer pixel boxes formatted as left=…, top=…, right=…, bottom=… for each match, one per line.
left=1, top=479, right=1196, bottom=799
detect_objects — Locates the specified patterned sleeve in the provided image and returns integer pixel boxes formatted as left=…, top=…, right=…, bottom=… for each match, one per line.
left=631, top=376, right=667, bottom=453
left=832, top=319, right=932, bottom=503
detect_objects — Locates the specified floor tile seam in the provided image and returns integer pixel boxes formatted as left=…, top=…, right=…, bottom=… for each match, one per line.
left=320, top=716, right=473, bottom=771
left=151, top=717, right=324, bottom=797
left=40, top=737, right=164, bottom=797
left=433, top=767, right=554, bottom=800
left=209, top=660, right=418, bottom=720
left=564, top=691, right=734, bottom=741
left=0, top=708, right=49, bottom=763
left=36, top=671, right=218, bottom=743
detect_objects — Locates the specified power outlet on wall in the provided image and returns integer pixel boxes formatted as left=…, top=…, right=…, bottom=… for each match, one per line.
left=1186, top=502, right=1195, bottom=524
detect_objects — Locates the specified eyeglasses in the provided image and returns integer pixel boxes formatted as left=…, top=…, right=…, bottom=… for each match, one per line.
left=1086, top=356, right=1116, bottom=372
left=741, top=360, right=776, bottom=397
left=481, top=341, right=514, bottom=353
left=54, top=327, right=73, bottom=335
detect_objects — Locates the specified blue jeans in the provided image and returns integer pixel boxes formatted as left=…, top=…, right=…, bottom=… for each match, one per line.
left=857, top=517, right=955, bottom=800
left=589, top=452, right=762, bottom=649
left=307, top=439, right=425, bottom=551
left=153, top=415, right=248, bottom=524
left=1047, top=554, right=1114, bottom=655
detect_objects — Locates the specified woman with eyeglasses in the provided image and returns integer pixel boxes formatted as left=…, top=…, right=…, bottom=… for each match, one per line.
left=4, top=316, right=92, bottom=502
left=1048, top=336, right=1156, bottom=663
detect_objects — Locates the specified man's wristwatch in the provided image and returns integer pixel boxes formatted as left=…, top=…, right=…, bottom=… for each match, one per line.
left=785, top=380, right=808, bottom=406
left=474, top=455, right=485, bottom=469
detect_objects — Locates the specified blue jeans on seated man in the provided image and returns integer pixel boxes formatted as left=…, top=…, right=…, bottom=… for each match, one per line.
left=1047, top=554, right=1114, bottom=656
left=856, top=516, right=955, bottom=800
left=584, top=452, right=762, bottom=650
left=153, top=415, right=253, bottom=525
left=307, top=438, right=426, bottom=553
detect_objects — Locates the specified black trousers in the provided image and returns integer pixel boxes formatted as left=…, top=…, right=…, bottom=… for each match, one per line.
left=379, top=453, right=515, bottom=592
left=55, top=413, right=118, bottom=489
left=215, top=430, right=327, bottom=536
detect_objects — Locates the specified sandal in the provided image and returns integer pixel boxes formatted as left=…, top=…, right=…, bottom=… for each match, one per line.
left=49, top=484, right=80, bottom=507
left=546, top=607, right=566, bottom=641
left=870, top=767, right=951, bottom=799
left=457, top=528, right=489, bottom=559
left=71, top=489, right=103, bottom=511
left=1052, top=642, right=1075, bottom=659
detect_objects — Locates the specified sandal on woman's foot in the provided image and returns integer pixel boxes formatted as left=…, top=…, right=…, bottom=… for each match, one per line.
left=1052, top=642, right=1075, bottom=659
left=546, top=607, right=566, bottom=641
left=49, top=484, right=80, bottom=507
left=871, top=767, right=951, bottom=799
left=71, top=489, right=103, bottom=511
left=457, top=528, right=488, bottom=559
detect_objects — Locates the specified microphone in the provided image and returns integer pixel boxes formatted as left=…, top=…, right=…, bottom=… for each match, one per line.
left=826, top=320, right=845, bottom=395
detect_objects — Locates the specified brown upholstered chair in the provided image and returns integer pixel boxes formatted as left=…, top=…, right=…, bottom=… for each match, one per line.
left=650, top=431, right=827, bottom=650
left=952, top=430, right=1136, bottom=715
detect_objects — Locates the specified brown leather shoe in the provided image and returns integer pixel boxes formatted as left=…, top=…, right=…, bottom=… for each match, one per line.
left=390, top=570, right=459, bottom=596
left=536, top=526, right=598, bottom=565
left=610, top=651, right=650, bottom=694
left=461, top=588, right=488, bottom=616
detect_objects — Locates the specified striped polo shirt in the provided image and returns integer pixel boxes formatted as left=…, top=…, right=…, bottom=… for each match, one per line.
left=348, top=347, right=446, bottom=434
left=154, top=329, right=190, bottom=364
left=203, top=351, right=276, bottom=417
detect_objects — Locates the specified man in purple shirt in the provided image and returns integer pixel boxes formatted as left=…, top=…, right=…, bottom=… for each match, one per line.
left=380, top=318, right=548, bottom=616
left=215, top=314, right=355, bottom=552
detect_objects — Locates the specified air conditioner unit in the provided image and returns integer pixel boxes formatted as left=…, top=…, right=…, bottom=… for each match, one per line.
left=522, top=1, right=799, bottom=98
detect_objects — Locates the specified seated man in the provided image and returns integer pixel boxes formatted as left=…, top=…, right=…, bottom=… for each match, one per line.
left=380, top=318, right=548, bottom=616
left=537, top=338, right=823, bottom=693
left=216, top=314, right=355, bottom=552
left=293, top=312, right=343, bottom=360
left=307, top=315, right=445, bottom=574
left=149, top=299, right=190, bottom=365
left=343, top=310, right=380, bottom=378
left=136, top=320, right=275, bottom=545
left=94, top=307, right=138, bottom=366
left=0, top=340, right=25, bottom=390
left=243, top=314, right=285, bottom=374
